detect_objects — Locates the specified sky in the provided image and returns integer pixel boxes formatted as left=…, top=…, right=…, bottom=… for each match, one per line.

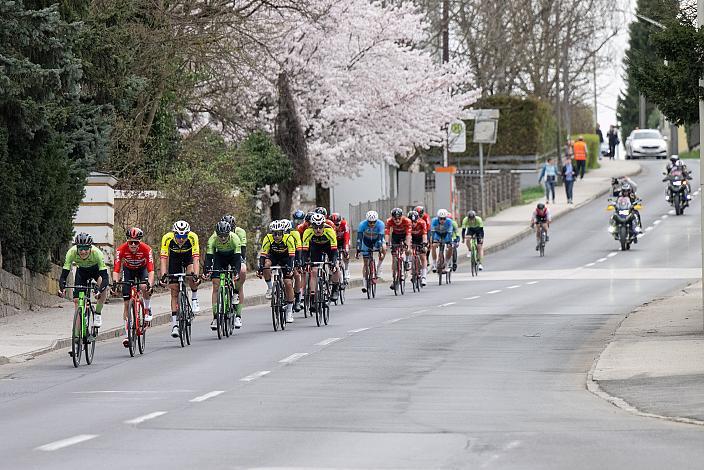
left=595, top=0, right=635, bottom=129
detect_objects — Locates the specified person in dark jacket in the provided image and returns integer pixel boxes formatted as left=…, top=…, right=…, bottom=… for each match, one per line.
left=561, top=157, right=576, bottom=204
left=607, top=125, right=619, bottom=160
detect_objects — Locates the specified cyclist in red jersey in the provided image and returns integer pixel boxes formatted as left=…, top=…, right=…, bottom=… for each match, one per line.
left=112, top=228, right=155, bottom=347
left=385, top=208, right=412, bottom=286
left=408, top=210, right=428, bottom=286
left=330, top=213, right=350, bottom=280
left=297, top=211, right=335, bottom=236
left=415, top=205, right=432, bottom=230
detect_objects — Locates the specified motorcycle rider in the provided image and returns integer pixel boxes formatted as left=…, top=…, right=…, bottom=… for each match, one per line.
left=663, top=159, right=692, bottom=206
left=611, top=176, right=638, bottom=197
left=619, top=183, right=642, bottom=231
left=665, top=154, right=680, bottom=174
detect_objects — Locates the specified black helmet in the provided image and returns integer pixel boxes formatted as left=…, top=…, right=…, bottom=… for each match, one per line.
left=221, top=215, right=236, bottom=230
left=391, top=207, right=403, bottom=218
left=314, top=206, right=328, bottom=217
left=216, top=220, right=231, bottom=236
left=74, top=232, right=93, bottom=246
left=407, top=210, right=419, bottom=221
left=467, top=210, right=476, bottom=219
left=125, top=227, right=144, bottom=241
left=305, top=212, right=315, bottom=223
left=537, top=203, right=546, bottom=210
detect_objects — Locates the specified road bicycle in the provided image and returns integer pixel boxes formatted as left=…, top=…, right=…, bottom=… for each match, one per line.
left=360, top=249, right=380, bottom=299
left=410, top=244, right=424, bottom=293
left=467, top=235, right=479, bottom=277
left=270, top=266, right=288, bottom=332
left=435, top=242, right=452, bottom=285
left=390, top=243, right=406, bottom=296
left=166, top=273, right=198, bottom=347
left=536, top=225, right=548, bottom=257
left=113, top=278, right=150, bottom=357
left=64, top=281, right=99, bottom=367
left=308, top=260, right=332, bottom=327
left=208, top=268, right=239, bottom=339
left=332, top=252, right=347, bottom=306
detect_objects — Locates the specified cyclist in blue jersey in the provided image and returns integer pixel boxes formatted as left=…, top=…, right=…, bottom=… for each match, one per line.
left=430, top=209, right=454, bottom=272
left=356, top=210, right=386, bottom=288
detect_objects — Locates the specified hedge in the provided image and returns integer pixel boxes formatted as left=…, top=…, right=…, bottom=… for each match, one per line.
left=578, top=133, right=601, bottom=169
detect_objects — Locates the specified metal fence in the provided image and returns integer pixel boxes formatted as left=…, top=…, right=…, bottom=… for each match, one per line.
left=348, top=198, right=399, bottom=229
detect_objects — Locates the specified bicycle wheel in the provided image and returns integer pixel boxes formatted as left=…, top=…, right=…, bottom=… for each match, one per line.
left=185, top=303, right=193, bottom=345
left=302, top=272, right=310, bottom=318
left=315, top=275, right=324, bottom=327
left=392, top=258, right=399, bottom=296
left=278, top=279, right=287, bottom=331
left=339, top=275, right=346, bottom=305
left=178, top=293, right=187, bottom=347
left=271, top=282, right=280, bottom=332
left=137, top=300, right=146, bottom=355
left=540, top=230, right=546, bottom=257
left=399, top=259, right=406, bottom=295
left=71, top=307, right=83, bottom=367
left=217, top=288, right=225, bottom=339
left=128, top=300, right=137, bottom=357
left=84, top=307, right=96, bottom=365
left=321, top=277, right=330, bottom=326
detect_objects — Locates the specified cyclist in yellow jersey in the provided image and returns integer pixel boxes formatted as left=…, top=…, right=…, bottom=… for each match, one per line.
left=160, top=220, right=201, bottom=338
left=302, top=213, right=339, bottom=312
left=258, top=220, right=297, bottom=323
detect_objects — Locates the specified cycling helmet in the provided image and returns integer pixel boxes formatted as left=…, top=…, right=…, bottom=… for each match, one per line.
left=125, top=227, right=143, bottom=241
left=292, top=209, right=305, bottom=222
left=310, top=213, right=326, bottom=226
left=415, top=205, right=425, bottom=216
left=391, top=207, right=403, bottom=218
left=74, top=232, right=93, bottom=246
left=216, top=220, right=231, bottom=236
left=407, top=210, right=419, bottom=222
left=330, top=213, right=342, bottom=224
left=437, top=209, right=449, bottom=218
left=675, top=160, right=684, bottom=167
left=366, top=210, right=379, bottom=222
left=467, top=210, right=476, bottom=219
left=314, top=206, right=328, bottom=217
left=670, top=154, right=679, bottom=162
left=221, top=214, right=236, bottom=229
left=282, top=219, right=293, bottom=233
left=269, top=220, right=283, bottom=232
left=305, top=212, right=315, bottom=223
left=173, top=220, right=190, bottom=236
left=536, top=203, right=545, bottom=210
left=621, top=182, right=631, bottom=191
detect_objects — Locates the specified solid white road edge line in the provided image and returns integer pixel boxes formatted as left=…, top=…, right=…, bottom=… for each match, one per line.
left=240, top=371, right=271, bottom=382
left=36, top=434, right=98, bottom=452
left=124, top=411, right=167, bottom=425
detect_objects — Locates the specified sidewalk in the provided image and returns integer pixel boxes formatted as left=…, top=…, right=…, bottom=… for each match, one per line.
left=0, top=159, right=640, bottom=365
left=589, top=282, right=704, bottom=425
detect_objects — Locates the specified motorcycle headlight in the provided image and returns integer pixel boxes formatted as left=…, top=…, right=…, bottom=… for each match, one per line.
left=618, top=210, right=630, bottom=216
left=673, top=181, right=682, bottom=186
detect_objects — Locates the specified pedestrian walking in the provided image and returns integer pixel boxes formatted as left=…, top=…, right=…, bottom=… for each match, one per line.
left=573, top=135, right=588, bottom=179
left=538, top=157, right=558, bottom=204
left=561, top=157, right=576, bottom=204
left=596, top=124, right=604, bottom=161
left=607, top=125, right=619, bottom=160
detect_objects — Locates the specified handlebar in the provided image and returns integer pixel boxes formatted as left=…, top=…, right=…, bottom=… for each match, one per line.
left=113, top=279, right=151, bottom=288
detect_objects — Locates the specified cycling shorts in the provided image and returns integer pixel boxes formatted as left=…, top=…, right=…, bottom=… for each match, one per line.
left=432, top=232, right=453, bottom=244
left=309, top=244, right=333, bottom=263
left=73, top=266, right=105, bottom=299
left=168, top=252, right=194, bottom=283
left=466, top=227, right=484, bottom=243
left=390, top=232, right=407, bottom=246
left=268, top=252, right=293, bottom=278
left=120, top=266, right=149, bottom=300
left=411, top=235, right=424, bottom=246
left=359, top=237, right=383, bottom=256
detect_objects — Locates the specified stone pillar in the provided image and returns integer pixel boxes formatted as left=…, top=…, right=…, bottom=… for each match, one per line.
left=73, top=172, right=118, bottom=263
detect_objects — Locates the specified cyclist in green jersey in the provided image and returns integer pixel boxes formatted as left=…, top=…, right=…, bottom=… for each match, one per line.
left=221, top=215, right=247, bottom=314
left=58, top=233, right=110, bottom=327
left=461, top=210, right=485, bottom=270
left=204, top=220, right=243, bottom=330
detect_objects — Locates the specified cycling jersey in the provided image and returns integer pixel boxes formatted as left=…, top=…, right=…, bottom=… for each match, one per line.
left=450, top=219, right=461, bottom=241
left=288, top=229, right=302, bottom=251
left=461, top=216, right=484, bottom=229
left=302, top=227, right=338, bottom=249
left=410, top=219, right=428, bottom=237
left=160, top=231, right=200, bottom=258
left=63, top=246, right=107, bottom=271
left=357, top=220, right=385, bottom=243
left=421, top=213, right=431, bottom=228
left=113, top=242, right=154, bottom=273
left=297, top=220, right=334, bottom=237
left=532, top=208, right=552, bottom=223
left=207, top=231, right=242, bottom=255
left=260, top=233, right=296, bottom=256
left=430, top=217, right=454, bottom=243
left=333, top=220, right=350, bottom=250
left=384, top=217, right=412, bottom=236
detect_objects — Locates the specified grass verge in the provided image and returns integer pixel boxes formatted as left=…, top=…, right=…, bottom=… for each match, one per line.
left=522, top=185, right=544, bottom=204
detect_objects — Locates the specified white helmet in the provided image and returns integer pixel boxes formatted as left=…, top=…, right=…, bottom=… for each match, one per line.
left=437, top=209, right=449, bottom=218
left=269, top=220, right=286, bottom=232
left=282, top=219, right=293, bottom=232
left=310, top=213, right=326, bottom=226
left=366, top=210, right=379, bottom=222
left=173, top=220, right=190, bottom=236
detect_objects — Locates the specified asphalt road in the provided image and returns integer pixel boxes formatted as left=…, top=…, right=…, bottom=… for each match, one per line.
left=1, top=161, right=702, bottom=469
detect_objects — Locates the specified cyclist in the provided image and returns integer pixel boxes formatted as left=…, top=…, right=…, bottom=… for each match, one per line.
left=160, top=220, right=201, bottom=338
left=284, top=219, right=304, bottom=311
left=221, top=214, right=247, bottom=318
left=408, top=210, right=428, bottom=286
left=259, top=220, right=296, bottom=323
left=415, top=205, right=432, bottom=229
left=356, top=210, right=386, bottom=291
left=112, top=228, right=155, bottom=347
left=330, top=212, right=351, bottom=282
left=430, top=209, right=454, bottom=272
left=292, top=209, right=306, bottom=229
left=385, top=207, right=412, bottom=289
left=204, top=220, right=242, bottom=330
left=461, top=210, right=485, bottom=271
left=448, top=213, right=462, bottom=271
left=58, top=233, right=110, bottom=328
left=297, top=210, right=334, bottom=235
left=302, top=213, right=340, bottom=310
left=530, top=203, right=551, bottom=251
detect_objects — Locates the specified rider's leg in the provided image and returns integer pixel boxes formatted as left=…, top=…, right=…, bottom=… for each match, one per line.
left=211, top=278, right=220, bottom=319
left=477, top=241, right=484, bottom=263
left=284, top=276, right=295, bottom=321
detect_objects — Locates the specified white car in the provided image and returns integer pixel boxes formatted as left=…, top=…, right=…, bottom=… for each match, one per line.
left=625, top=129, right=667, bottom=160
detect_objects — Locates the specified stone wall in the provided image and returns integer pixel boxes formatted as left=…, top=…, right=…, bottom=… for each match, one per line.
left=0, top=265, right=63, bottom=318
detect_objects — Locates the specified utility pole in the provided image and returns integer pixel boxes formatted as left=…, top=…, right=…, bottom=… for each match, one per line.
left=698, top=0, right=704, bottom=331
left=639, top=94, right=646, bottom=128
left=441, top=0, right=449, bottom=167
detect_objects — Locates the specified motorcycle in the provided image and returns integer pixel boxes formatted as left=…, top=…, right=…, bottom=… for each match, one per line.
left=607, top=197, right=641, bottom=251
left=664, top=172, right=690, bottom=216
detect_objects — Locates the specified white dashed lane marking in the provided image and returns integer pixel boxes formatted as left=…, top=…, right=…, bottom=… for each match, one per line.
left=279, top=353, right=308, bottom=364
left=464, top=296, right=480, bottom=300
left=526, top=281, right=539, bottom=285
left=487, top=290, right=502, bottom=294
left=124, top=412, right=167, bottom=425
left=36, top=435, right=98, bottom=452
left=190, top=391, right=225, bottom=403
left=607, top=252, right=618, bottom=258
left=315, top=337, right=341, bottom=346
left=507, top=285, right=521, bottom=289
left=585, top=262, right=596, bottom=267
left=240, top=371, right=271, bottom=382
left=348, top=327, right=369, bottom=333
left=438, top=302, right=456, bottom=307
left=596, top=257, right=607, bottom=263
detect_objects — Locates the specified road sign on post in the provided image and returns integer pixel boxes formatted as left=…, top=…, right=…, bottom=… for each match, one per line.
left=464, top=110, right=500, bottom=218
left=448, top=120, right=466, bottom=153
